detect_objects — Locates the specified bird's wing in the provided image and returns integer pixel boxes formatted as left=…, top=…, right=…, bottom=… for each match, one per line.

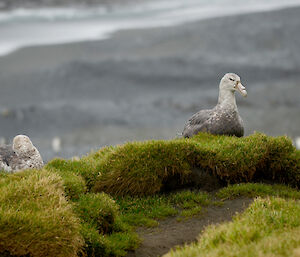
left=188, top=109, right=214, bottom=125
left=0, top=146, right=16, bottom=172
left=182, top=108, right=215, bottom=138
left=0, top=146, right=15, bottom=164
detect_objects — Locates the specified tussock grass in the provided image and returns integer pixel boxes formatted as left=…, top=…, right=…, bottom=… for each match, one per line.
left=165, top=197, right=300, bottom=257
left=72, top=192, right=140, bottom=257
left=46, top=133, right=300, bottom=197
left=46, top=146, right=116, bottom=190
left=46, top=152, right=143, bottom=257
left=46, top=158, right=98, bottom=192
left=0, top=169, right=84, bottom=257
left=46, top=146, right=117, bottom=196
left=79, top=223, right=108, bottom=257
left=74, top=193, right=119, bottom=234
left=79, top=222, right=139, bottom=257
left=91, top=132, right=300, bottom=196
left=94, top=140, right=199, bottom=196
left=58, top=170, right=87, bottom=200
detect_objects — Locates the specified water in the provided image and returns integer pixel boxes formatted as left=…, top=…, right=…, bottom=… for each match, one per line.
left=1, top=0, right=300, bottom=57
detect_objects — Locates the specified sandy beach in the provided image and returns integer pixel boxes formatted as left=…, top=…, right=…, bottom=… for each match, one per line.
left=0, top=6, right=299, bottom=160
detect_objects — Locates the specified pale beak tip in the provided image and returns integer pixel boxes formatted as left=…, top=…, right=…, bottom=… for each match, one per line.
left=237, top=82, right=247, bottom=97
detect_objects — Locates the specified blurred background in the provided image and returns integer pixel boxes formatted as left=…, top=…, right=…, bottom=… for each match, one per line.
left=0, top=0, right=300, bottom=161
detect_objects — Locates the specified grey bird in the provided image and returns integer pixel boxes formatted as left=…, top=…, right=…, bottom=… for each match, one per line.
left=0, top=135, right=44, bottom=173
left=182, top=73, right=247, bottom=138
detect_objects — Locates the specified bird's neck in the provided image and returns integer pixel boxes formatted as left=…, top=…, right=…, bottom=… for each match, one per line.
left=217, top=89, right=237, bottom=110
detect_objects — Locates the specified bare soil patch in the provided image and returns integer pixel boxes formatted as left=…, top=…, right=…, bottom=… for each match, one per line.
left=126, top=198, right=253, bottom=257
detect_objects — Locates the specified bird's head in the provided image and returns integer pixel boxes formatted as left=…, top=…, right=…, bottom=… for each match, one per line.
left=220, top=73, right=247, bottom=97
left=13, top=135, right=35, bottom=154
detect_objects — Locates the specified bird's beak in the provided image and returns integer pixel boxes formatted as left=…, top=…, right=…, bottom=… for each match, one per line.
left=235, top=81, right=247, bottom=97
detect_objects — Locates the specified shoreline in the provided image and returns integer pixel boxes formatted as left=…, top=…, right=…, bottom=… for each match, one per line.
left=2, top=2, right=300, bottom=57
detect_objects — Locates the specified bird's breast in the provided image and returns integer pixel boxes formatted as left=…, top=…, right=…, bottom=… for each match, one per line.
left=206, top=110, right=244, bottom=137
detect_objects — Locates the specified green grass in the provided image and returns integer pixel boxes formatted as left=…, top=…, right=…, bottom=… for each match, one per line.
left=117, top=195, right=176, bottom=227
left=217, top=183, right=300, bottom=200
left=42, top=133, right=300, bottom=256
left=70, top=189, right=214, bottom=256
left=46, top=133, right=300, bottom=197
left=91, top=132, right=300, bottom=196
left=0, top=169, right=84, bottom=257
left=165, top=197, right=300, bottom=257
left=57, top=169, right=87, bottom=200
left=165, top=183, right=300, bottom=257
left=74, top=193, right=120, bottom=234
left=73, top=192, right=140, bottom=257
left=94, top=140, right=199, bottom=196
left=117, top=190, right=213, bottom=227
left=79, top=223, right=109, bottom=257
left=46, top=146, right=116, bottom=191
left=1, top=133, right=300, bottom=257
left=46, top=158, right=98, bottom=192
left=79, top=223, right=140, bottom=257
left=105, top=232, right=141, bottom=257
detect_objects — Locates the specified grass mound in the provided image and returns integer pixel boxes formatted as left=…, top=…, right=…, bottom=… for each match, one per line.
left=94, top=140, right=199, bottom=196
left=0, top=170, right=84, bottom=257
left=165, top=196, right=300, bottom=257
left=0, top=168, right=140, bottom=257
left=46, top=158, right=97, bottom=194
left=78, top=210, right=139, bottom=257
left=47, top=153, right=143, bottom=257
left=72, top=191, right=141, bottom=257
left=90, top=132, right=300, bottom=196
left=74, top=193, right=119, bottom=234
left=46, top=146, right=116, bottom=193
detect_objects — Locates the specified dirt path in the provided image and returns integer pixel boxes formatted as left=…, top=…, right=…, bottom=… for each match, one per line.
left=126, top=198, right=253, bottom=257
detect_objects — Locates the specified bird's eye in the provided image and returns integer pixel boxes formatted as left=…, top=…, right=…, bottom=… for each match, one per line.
left=229, top=78, right=235, bottom=81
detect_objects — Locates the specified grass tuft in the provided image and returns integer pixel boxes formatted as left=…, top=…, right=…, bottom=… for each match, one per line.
left=79, top=223, right=108, bottom=257
left=46, top=158, right=99, bottom=191
left=0, top=169, right=84, bottom=257
left=72, top=192, right=140, bottom=257
left=93, top=140, right=198, bottom=196
left=74, top=193, right=119, bottom=234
